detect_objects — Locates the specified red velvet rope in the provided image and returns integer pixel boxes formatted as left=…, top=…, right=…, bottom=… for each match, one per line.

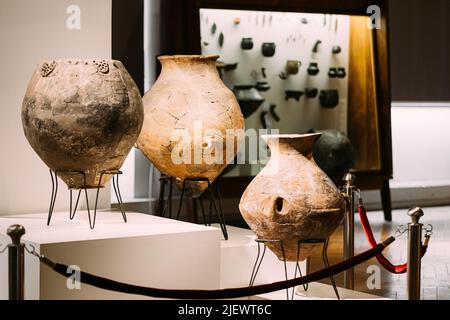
left=358, top=202, right=428, bottom=274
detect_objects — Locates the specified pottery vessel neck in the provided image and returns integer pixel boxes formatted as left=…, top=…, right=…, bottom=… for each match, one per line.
left=158, top=55, right=220, bottom=81
left=262, top=133, right=321, bottom=159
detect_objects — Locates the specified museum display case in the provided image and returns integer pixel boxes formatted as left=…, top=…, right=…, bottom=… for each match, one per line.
left=1, top=0, right=448, bottom=305
left=157, top=0, right=393, bottom=221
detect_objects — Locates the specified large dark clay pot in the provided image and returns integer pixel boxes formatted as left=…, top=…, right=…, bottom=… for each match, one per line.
left=312, top=129, right=355, bottom=176
left=22, top=59, right=144, bottom=189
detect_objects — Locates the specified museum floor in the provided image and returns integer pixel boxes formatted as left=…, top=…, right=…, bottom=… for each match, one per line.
left=308, top=206, right=450, bottom=300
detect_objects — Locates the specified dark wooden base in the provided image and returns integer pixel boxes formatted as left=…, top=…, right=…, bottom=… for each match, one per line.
left=381, top=179, right=392, bottom=221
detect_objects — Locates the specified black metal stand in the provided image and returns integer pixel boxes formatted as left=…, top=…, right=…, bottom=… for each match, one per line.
left=157, top=176, right=228, bottom=240
left=157, top=175, right=174, bottom=218
left=47, top=169, right=127, bottom=229
left=249, top=238, right=340, bottom=300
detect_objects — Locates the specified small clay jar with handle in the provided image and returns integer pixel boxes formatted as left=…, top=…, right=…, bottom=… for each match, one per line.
left=286, top=60, right=301, bottom=75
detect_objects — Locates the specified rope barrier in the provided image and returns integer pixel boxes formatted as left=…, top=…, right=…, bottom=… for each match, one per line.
left=358, top=200, right=430, bottom=274
left=31, top=238, right=394, bottom=300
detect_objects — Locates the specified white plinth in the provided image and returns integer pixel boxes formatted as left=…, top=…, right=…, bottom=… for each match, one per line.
left=0, top=211, right=221, bottom=300
left=219, top=225, right=388, bottom=300
left=0, top=214, right=388, bottom=300
left=219, top=225, right=307, bottom=289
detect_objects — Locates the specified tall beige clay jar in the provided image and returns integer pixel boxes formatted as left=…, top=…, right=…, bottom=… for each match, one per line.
left=137, top=55, right=245, bottom=197
left=239, top=133, right=346, bottom=261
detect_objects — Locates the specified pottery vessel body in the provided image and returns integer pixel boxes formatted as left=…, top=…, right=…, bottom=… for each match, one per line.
left=285, top=90, right=304, bottom=102
left=255, top=81, right=270, bottom=92
left=137, top=55, right=244, bottom=197
left=312, top=130, right=355, bottom=176
left=337, top=68, right=347, bottom=78
left=305, top=88, right=318, bottom=98
left=239, top=134, right=346, bottom=261
left=233, top=85, right=265, bottom=118
left=286, top=60, right=301, bottom=75
left=307, top=62, right=320, bottom=76
left=261, top=43, right=276, bottom=57
left=241, top=38, right=254, bottom=50
left=319, top=90, right=340, bottom=108
left=22, top=59, right=144, bottom=189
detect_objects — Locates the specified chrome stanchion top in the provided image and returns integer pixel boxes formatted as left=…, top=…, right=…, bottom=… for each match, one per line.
left=7, top=225, right=25, bottom=245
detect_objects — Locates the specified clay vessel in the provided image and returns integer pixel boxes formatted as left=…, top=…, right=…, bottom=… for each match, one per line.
left=337, top=67, right=347, bottom=78
left=261, top=43, right=276, bottom=57
left=305, top=88, right=318, bottom=98
left=22, top=59, right=143, bottom=189
left=328, top=68, right=338, bottom=78
left=286, top=60, right=301, bottom=75
left=285, top=90, right=304, bottom=102
left=312, top=129, right=355, bottom=176
left=233, top=85, right=265, bottom=118
left=137, top=55, right=244, bottom=198
left=307, top=62, right=320, bottom=76
left=255, top=81, right=271, bottom=92
left=241, top=37, right=254, bottom=50
left=319, top=90, right=339, bottom=108
left=239, top=133, right=346, bottom=261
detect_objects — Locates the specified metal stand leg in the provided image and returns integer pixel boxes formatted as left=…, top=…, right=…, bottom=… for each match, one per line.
left=47, top=170, right=58, bottom=226
left=175, top=177, right=228, bottom=240
left=69, top=189, right=81, bottom=220
left=279, top=242, right=291, bottom=300
left=168, top=178, right=173, bottom=219
left=294, top=241, right=308, bottom=295
left=156, top=177, right=167, bottom=217
left=112, top=174, right=127, bottom=223
left=157, top=176, right=174, bottom=218
left=249, top=239, right=296, bottom=300
left=323, top=238, right=340, bottom=300
left=176, top=179, right=187, bottom=220
left=46, top=169, right=126, bottom=229
left=198, top=197, right=208, bottom=226
left=249, top=241, right=267, bottom=287
left=206, top=179, right=228, bottom=240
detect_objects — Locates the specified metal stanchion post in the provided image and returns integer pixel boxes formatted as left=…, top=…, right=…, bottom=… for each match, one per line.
left=7, top=224, right=26, bottom=300
left=407, top=207, right=423, bottom=300
left=342, top=173, right=355, bottom=290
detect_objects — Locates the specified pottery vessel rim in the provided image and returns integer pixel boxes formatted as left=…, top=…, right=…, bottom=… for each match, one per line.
left=37, top=59, right=121, bottom=64
left=158, top=54, right=219, bottom=62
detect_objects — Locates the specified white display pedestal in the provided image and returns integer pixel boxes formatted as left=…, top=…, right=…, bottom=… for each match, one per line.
left=0, top=213, right=387, bottom=300
left=220, top=225, right=388, bottom=300
left=0, top=211, right=221, bottom=300
left=220, top=226, right=306, bottom=289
